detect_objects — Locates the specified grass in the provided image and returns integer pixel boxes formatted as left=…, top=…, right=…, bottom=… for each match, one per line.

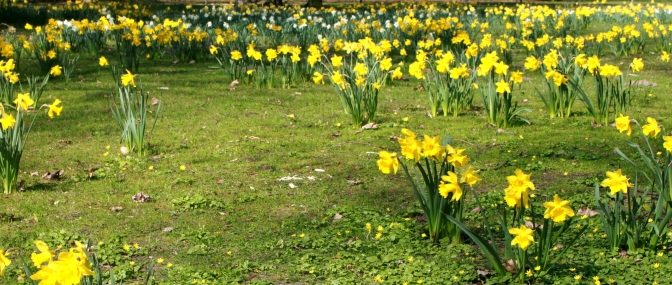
left=1, top=51, right=671, bottom=284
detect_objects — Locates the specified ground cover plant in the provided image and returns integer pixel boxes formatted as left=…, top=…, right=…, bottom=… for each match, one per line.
left=1, top=0, right=672, bottom=284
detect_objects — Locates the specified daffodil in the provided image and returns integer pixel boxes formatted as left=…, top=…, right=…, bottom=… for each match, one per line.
left=265, top=48, right=278, bottom=61
left=231, top=50, right=243, bottom=61
left=377, top=151, right=399, bottom=175
left=495, top=79, right=511, bottom=94
left=399, top=129, right=421, bottom=161
left=98, top=56, right=109, bottom=67
left=391, top=67, right=403, bottom=80
left=504, top=169, right=535, bottom=208
left=446, top=145, right=468, bottom=167
left=664, top=136, right=672, bottom=154
left=524, top=56, right=541, bottom=71
left=601, top=169, right=631, bottom=196
left=14, top=93, right=34, bottom=111
left=209, top=45, right=218, bottom=55
left=30, top=248, right=94, bottom=285
left=439, top=171, right=463, bottom=201
left=331, top=55, right=343, bottom=68
left=420, top=135, right=443, bottom=159
left=630, top=58, right=644, bottom=72
left=48, top=99, right=63, bottom=118
left=642, top=117, right=660, bottom=138
left=121, top=70, right=136, bottom=87
left=31, top=240, right=53, bottom=268
left=0, top=114, right=15, bottom=130
left=312, top=72, right=324, bottom=85
left=510, top=71, right=523, bottom=84
left=509, top=225, right=534, bottom=250
left=379, top=57, right=392, bottom=71
left=543, top=195, right=575, bottom=223
left=49, top=65, right=62, bottom=77
left=614, top=115, right=631, bottom=136
left=461, top=167, right=480, bottom=187
left=0, top=248, right=10, bottom=277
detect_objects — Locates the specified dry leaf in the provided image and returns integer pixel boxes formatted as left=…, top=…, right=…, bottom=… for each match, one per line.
left=361, top=123, right=378, bottom=130
left=132, top=192, right=151, bottom=203
left=229, top=80, right=240, bottom=91
left=42, top=170, right=64, bottom=180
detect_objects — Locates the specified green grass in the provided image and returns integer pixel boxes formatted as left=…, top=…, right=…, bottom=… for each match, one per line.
left=1, top=52, right=672, bottom=284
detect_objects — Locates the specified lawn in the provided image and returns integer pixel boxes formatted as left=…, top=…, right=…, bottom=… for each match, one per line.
left=1, top=1, right=672, bottom=284
left=0, top=51, right=667, bottom=284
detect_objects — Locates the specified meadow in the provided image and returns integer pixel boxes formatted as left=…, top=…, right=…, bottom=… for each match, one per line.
left=1, top=1, right=672, bottom=284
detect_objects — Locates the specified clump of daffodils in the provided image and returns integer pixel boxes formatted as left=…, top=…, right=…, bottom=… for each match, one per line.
left=378, top=128, right=480, bottom=243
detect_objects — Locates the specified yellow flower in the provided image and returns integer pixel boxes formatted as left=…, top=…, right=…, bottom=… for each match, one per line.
left=331, top=55, right=343, bottom=68
left=121, top=70, right=136, bottom=87
left=663, top=136, right=672, bottom=154
left=504, top=169, right=535, bottom=208
left=48, top=99, right=63, bottom=118
left=330, top=71, right=346, bottom=89
left=493, top=61, right=509, bottom=76
left=31, top=240, right=53, bottom=268
left=408, top=61, right=425, bottom=79
left=0, top=248, right=11, bottom=277
left=523, top=56, right=540, bottom=71
left=642, top=117, right=660, bottom=138
left=614, top=114, right=631, bottom=136
left=575, top=54, right=587, bottom=67
left=661, top=51, right=670, bottom=63
left=377, top=151, right=399, bottom=175
left=14, top=93, right=34, bottom=111
left=630, top=58, right=644, bottom=72
left=353, top=62, right=368, bottom=77
left=30, top=245, right=94, bottom=285
left=439, top=171, right=462, bottom=201
left=209, top=45, right=218, bottom=55
left=510, top=71, right=523, bottom=84
left=543, top=195, right=575, bottom=223
left=495, top=79, right=511, bottom=94
left=585, top=55, right=601, bottom=74
left=391, top=67, right=403, bottom=80
left=231, top=50, right=243, bottom=61
left=399, top=129, right=421, bottom=161
left=265, top=48, right=278, bottom=61
left=380, top=57, right=392, bottom=71
left=421, top=135, right=443, bottom=159
left=449, top=64, right=469, bottom=80
left=0, top=114, right=15, bottom=130
left=461, top=167, right=480, bottom=186
left=599, top=64, right=622, bottom=77
left=601, top=169, right=631, bottom=196
left=49, top=65, right=62, bottom=77
left=509, top=225, right=534, bottom=250
left=25, top=23, right=33, bottom=30
left=312, top=72, right=324, bottom=85
left=446, top=145, right=468, bottom=167
left=95, top=56, right=108, bottom=68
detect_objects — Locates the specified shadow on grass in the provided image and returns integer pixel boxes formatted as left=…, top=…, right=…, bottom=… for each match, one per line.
left=22, top=181, right=61, bottom=192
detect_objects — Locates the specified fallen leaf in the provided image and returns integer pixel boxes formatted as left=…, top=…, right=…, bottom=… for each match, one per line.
left=229, top=80, right=240, bottom=91
left=151, top=97, right=160, bottom=106
left=361, top=123, right=378, bottom=130
left=132, top=192, right=151, bottom=203
left=42, top=170, right=64, bottom=180
left=332, top=213, right=343, bottom=223
left=110, top=206, right=124, bottom=212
